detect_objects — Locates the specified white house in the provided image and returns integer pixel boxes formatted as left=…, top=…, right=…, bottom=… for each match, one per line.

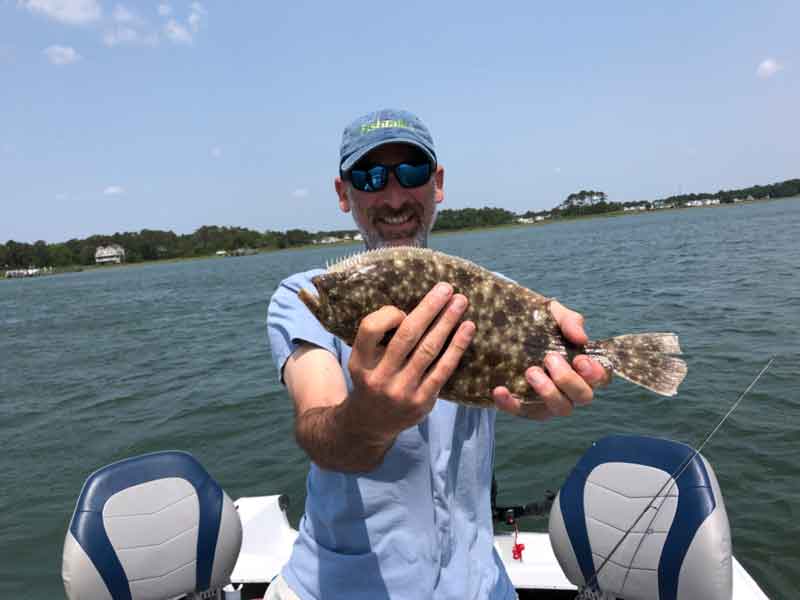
left=95, top=244, right=126, bottom=264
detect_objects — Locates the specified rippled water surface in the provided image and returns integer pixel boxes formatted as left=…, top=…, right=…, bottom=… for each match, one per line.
left=1, top=198, right=798, bottom=597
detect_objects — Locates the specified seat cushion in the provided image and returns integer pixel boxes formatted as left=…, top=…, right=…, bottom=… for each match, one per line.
left=548, top=435, right=732, bottom=600
left=63, top=451, right=242, bottom=600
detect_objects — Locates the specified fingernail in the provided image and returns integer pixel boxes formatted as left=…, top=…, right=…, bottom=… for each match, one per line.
left=436, top=282, right=452, bottom=297
left=545, top=352, right=561, bottom=370
left=452, top=295, right=466, bottom=309
left=575, top=358, right=593, bottom=377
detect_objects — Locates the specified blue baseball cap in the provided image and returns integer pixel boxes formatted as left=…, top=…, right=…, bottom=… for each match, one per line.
left=339, top=108, right=437, bottom=174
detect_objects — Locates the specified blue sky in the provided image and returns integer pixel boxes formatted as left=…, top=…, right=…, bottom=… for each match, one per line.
left=1, top=1, right=798, bottom=243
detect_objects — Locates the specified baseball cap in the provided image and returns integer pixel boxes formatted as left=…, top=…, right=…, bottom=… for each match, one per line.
left=339, top=108, right=437, bottom=174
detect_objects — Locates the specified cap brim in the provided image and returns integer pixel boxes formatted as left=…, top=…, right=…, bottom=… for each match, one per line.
left=340, top=135, right=436, bottom=174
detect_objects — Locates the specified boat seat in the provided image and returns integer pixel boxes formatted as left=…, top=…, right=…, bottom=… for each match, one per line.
left=548, top=435, right=732, bottom=600
left=62, top=451, right=242, bottom=600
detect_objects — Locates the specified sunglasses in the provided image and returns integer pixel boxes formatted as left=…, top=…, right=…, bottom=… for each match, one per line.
left=347, top=161, right=433, bottom=192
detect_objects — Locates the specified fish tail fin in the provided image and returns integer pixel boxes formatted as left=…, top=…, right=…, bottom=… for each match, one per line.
left=584, top=333, right=687, bottom=397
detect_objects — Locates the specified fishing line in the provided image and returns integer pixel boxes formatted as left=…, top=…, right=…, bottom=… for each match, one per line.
left=578, top=356, right=775, bottom=597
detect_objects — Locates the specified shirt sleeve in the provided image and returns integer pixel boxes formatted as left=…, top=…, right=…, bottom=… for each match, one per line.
left=267, top=269, right=338, bottom=383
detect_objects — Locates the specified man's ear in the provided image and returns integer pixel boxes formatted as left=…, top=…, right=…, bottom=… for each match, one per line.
left=335, top=177, right=351, bottom=213
left=434, top=165, right=445, bottom=204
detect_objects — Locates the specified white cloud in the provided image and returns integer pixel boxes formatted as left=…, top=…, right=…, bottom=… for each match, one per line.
left=553, top=167, right=562, bottom=174
left=292, top=188, right=310, bottom=199
left=211, top=146, right=222, bottom=158
left=44, top=45, right=81, bottom=65
left=103, top=26, right=158, bottom=47
left=103, top=6, right=158, bottom=47
left=756, top=58, right=783, bottom=79
left=20, top=0, right=204, bottom=51
left=20, top=0, right=101, bottom=25
left=188, top=12, right=200, bottom=33
left=164, top=19, right=191, bottom=43
left=188, top=1, right=205, bottom=33
left=103, top=185, right=124, bottom=195
left=112, top=4, right=138, bottom=23
left=103, top=27, right=137, bottom=46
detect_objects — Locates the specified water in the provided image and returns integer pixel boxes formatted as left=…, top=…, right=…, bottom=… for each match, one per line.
left=1, top=198, right=798, bottom=597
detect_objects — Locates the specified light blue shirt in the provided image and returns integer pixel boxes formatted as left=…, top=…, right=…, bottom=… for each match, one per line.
left=267, top=269, right=516, bottom=600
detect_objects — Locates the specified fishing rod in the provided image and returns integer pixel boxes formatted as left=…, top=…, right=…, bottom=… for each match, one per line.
left=577, top=356, right=776, bottom=598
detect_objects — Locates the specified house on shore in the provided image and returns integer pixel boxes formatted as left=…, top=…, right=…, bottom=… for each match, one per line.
left=95, top=244, right=126, bottom=265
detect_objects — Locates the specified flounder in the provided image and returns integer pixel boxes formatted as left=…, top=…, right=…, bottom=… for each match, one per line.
left=298, top=247, right=687, bottom=406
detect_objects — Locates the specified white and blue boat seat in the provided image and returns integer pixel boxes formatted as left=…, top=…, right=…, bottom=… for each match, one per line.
left=549, top=435, right=732, bottom=600
left=62, top=451, right=242, bottom=600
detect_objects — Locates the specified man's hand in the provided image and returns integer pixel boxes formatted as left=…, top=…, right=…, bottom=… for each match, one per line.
left=345, top=282, right=475, bottom=449
left=493, top=300, right=610, bottom=420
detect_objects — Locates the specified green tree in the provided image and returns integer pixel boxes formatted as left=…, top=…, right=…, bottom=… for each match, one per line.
left=5, top=240, right=33, bottom=268
left=286, top=229, right=313, bottom=246
left=32, top=240, right=50, bottom=267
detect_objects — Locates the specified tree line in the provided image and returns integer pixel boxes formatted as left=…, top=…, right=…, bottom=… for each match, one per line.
left=660, top=178, right=800, bottom=205
left=3, top=179, right=798, bottom=270
left=432, top=207, right=517, bottom=231
left=0, top=226, right=359, bottom=269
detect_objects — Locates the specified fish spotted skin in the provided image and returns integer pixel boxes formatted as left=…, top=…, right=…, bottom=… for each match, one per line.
left=298, top=247, right=687, bottom=407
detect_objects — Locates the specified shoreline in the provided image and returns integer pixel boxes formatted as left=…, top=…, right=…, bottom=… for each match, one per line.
left=3, top=195, right=796, bottom=280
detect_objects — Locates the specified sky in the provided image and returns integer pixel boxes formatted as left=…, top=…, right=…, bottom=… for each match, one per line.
left=1, top=1, right=798, bottom=244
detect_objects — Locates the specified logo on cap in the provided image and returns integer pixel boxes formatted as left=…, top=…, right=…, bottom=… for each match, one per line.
left=359, top=119, right=411, bottom=135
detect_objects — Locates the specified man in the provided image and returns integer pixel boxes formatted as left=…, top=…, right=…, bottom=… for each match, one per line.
left=267, top=109, right=608, bottom=599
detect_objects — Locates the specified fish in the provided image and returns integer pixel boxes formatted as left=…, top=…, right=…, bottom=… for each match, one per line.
left=297, top=246, right=687, bottom=407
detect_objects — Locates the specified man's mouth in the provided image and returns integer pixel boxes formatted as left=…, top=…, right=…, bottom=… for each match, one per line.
left=357, top=205, right=431, bottom=248
left=378, top=212, right=414, bottom=225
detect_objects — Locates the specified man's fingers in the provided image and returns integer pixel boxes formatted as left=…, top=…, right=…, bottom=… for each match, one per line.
left=548, top=301, right=610, bottom=388
left=549, top=300, right=588, bottom=346
left=573, top=355, right=612, bottom=388
left=492, top=387, right=553, bottom=421
left=540, top=353, right=593, bottom=407
left=383, top=283, right=453, bottom=364
left=418, top=320, right=475, bottom=400
left=405, top=294, right=469, bottom=380
left=351, top=305, right=407, bottom=367
left=524, top=362, right=575, bottom=416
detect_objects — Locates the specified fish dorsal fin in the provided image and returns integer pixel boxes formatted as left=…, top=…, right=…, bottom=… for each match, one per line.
left=326, top=246, right=440, bottom=273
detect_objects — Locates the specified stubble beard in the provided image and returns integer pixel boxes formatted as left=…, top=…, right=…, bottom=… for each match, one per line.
left=348, top=187, right=437, bottom=250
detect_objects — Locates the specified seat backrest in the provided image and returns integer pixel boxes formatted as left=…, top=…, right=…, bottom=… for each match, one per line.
left=548, top=435, right=732, bottom=600
left=62, top=451, right=242, bottom=600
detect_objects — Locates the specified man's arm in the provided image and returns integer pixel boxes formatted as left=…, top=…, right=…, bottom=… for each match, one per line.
left=284, top=283, right=474, bottom=472
left=284, top=345, right=391, bottom=472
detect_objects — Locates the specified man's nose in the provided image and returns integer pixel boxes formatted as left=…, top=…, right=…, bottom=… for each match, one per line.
left=381, top=174, right=408, bottom=209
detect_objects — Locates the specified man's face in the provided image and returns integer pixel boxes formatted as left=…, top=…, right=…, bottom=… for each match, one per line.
left=335, top=143, right=444, bottom=249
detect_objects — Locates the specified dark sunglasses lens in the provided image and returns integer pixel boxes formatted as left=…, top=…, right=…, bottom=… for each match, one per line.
left=349, top=167, right=384, bottom=192
left=395, top=163, right=431, bottom=188
left=350, top=166, right=388, bottom=192
left=367, top=166, right=388, bottom=191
